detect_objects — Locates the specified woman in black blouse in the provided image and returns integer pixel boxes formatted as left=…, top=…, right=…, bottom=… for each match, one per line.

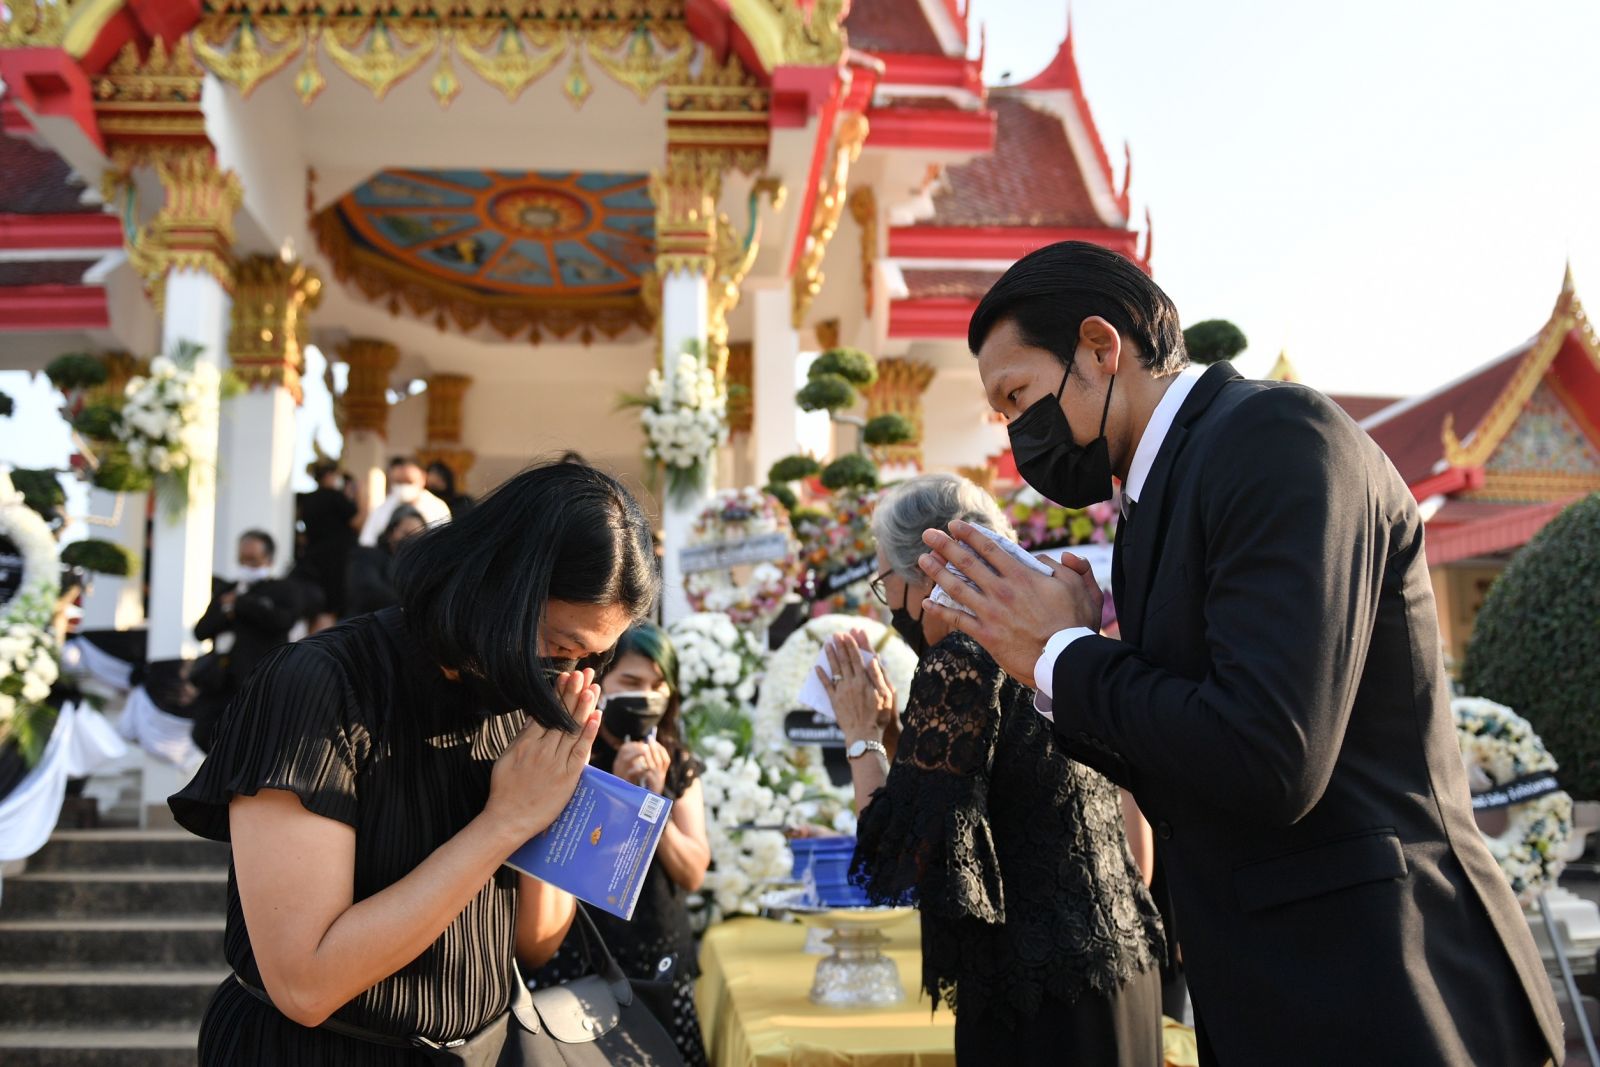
left=169, top=461, right=659, bottom=1065
left=530, top=621, right=711, bottom=1064
left=825, top=472, right=1165, bottom=1066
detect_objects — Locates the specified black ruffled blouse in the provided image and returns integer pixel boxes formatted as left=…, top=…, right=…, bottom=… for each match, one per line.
left=851, top=632, right=1165, bottom=1028
left=170, top=608, right=526, bottom=1065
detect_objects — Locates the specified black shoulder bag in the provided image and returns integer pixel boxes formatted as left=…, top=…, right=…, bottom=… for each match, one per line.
left=234, top=905, right=684, bottom=1066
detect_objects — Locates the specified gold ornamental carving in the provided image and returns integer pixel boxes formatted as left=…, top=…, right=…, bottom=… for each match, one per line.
left=651, top=152, right=722, bottom=279
left=727, top=0, right=847, bottom=72
left=864, top=357, right=936, bottom=467
left=92, top=37, right=208, bottom=143
left=1442, top=265, right=1599, bottom=469
left=0, top=0, right=72, bottom=46
left=424, top=373, right=472, bottom=444
left=791, top=111, right=868, bottom=328
left=229, top=256, right=324, bottom=404
left=190, top=0, right=700, bottom=109
left=705, top=176, right=784, bottom=381
left=111, top=148, right=244, bottom=308
left=337, top=337, right=400, bottom=437
left=846, top=186, right=876, bottom=318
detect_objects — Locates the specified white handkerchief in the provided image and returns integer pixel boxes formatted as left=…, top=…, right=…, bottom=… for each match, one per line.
left=797, top=643, right=876, bottom=722
left=930, top=523, right=1053, bottom=617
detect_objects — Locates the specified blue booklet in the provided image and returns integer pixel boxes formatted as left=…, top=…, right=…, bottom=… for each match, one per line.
left=503, top=765, right=673, bottom=921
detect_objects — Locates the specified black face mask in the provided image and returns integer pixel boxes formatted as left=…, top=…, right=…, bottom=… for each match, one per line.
left=889, top=586, right=929, bottom=658
left=600, top=690, right=669, bottom=742
left=1007, top=362, right=1116, bottom=508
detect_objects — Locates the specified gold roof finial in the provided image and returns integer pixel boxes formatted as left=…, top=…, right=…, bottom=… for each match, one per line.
left=1266, top=350, right=1298, bottom=383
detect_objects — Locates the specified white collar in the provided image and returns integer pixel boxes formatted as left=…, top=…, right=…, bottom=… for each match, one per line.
left=1124, top=364, right=1207, bottom=507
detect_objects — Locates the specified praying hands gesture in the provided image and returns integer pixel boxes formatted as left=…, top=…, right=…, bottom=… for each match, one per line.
left=917, top=519, right=1103, bottom=688
left=815, top=630, right=898, bottom=747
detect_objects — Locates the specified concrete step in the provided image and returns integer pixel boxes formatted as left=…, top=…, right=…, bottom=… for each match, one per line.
left=0, top=1028, right=196, bottom=1067
left=0, top=968, right=225, bottom=1028
left=0, top=916, right=225, bottom=967
left=28, top=830, right=229, bottom=873
left=1, top=870, right=228, bottom=919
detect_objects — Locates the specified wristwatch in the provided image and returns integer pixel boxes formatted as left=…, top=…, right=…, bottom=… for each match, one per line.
left=846, top=739, right=888, bottom=761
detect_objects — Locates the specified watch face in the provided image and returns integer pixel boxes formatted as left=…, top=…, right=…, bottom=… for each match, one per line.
left=847, top=740, right=867, bottom=758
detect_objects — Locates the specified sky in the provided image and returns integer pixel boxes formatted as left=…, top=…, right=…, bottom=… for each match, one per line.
left=979, top=0, right=1600, bottom=396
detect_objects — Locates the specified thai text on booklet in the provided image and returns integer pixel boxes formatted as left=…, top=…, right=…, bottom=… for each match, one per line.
left=504, top=765, right=672, bottom=920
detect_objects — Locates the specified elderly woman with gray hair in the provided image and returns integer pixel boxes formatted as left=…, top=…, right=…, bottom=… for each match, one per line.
left=817, top=472, right=1166, bottom=1066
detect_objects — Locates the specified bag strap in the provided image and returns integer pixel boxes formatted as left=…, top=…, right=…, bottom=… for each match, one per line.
left=231, top=974, right=470, bottom=1052
left=568, top=903, right=633, bottom=1007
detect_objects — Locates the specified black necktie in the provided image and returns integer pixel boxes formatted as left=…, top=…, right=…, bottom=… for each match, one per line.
left=1112, top=496, right=1136, bottom=613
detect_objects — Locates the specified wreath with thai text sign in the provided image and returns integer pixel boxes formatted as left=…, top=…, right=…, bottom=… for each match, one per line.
left=682, top=488, right=800, bottom=628
left=1454, top=696, right=1573, bottom=904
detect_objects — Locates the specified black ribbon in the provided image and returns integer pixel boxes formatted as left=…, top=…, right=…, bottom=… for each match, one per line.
left=1471, top=771, right=1562, bottom=811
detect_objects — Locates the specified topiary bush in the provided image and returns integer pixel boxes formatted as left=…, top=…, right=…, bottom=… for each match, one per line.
left=45, top=352, right=108, bottom=392
left=1461, top=492, right=1600, bottom=798
left=72, top=403, right=121, bottom=441
left=763, top=483, right=798, bottom=511
left=820, top=453, right=878, bottom=491
left=863, top=413, right=914, bottom=448
left=1183, top=319, right=1248, bottom=365
left=62, top=539, right=140, bottom=577
left=768, top=454, right=821, bottom=485
left=797, top=374, right=856, bottom=413
left=810, top=347, right=878, bottom=387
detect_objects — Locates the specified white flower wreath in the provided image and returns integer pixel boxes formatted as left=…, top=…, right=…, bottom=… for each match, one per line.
left=1454, top=695, right=1574, bottom=904
left=754, top=614, right=921, bottom=752
left=0, top=469, right=63, bottom=758
left=682, top=488, right=800, bottom=629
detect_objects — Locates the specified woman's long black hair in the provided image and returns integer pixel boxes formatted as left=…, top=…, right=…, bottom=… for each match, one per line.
left=393, top=459, right=659, bottom=730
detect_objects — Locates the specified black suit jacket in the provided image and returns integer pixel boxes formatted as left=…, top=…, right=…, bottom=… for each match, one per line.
left=194, top=576, right=303, bottom=688
left=1052, top=363, right=1562, bottom=1065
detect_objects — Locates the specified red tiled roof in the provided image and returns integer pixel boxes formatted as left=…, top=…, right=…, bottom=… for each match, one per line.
left=0, top=260, right=96, bottom=285
left=1327, top=394, right=1402, bottom=423
left=1361, top=345, right=1528, bottom=486
left=1424, top=498, right=1573, bottom=566
left=845, top=0, right=945, bottom=56
left=901, top=268, right=1002, bottom=300
left=929, top=95, right=1113, bottom=229
left=0, top=135, right=96, bottom=215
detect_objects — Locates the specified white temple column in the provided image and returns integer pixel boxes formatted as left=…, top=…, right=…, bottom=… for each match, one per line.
left=78, top=486, right=147, bottom=630
left=147, top=269, right=230, bottom=661
left=214, top=388, right=298, bottom=572
left=659, top=268, right=711, bottom=625
left=750, top=283, right=804, bottom=483
left=214, top=257, right=322, bottom=572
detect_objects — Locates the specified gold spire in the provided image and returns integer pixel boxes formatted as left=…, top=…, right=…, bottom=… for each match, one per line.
left=1266, top=350, right=1298, bottom=383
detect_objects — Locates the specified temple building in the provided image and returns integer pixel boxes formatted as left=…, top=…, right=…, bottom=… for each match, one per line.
left=1352, top=268, right=1600, bottom=665
left=0, top=0, right=1147, bottom=641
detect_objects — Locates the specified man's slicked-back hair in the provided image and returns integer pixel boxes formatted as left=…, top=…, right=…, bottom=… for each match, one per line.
left=392, top=458, right=659, bottom=730
left=968, top=241, right=1188, bottom=375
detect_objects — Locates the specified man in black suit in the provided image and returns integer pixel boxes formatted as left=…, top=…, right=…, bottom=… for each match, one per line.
left=919, top=242, right=1562, bottom=1065
left=191, top=530, right=312, bottom=749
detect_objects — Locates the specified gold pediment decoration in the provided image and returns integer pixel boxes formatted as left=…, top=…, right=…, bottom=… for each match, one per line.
left=791, top=110, right=868, bottom=328
left=187, top=0, right=709, bottom=109
left=1442, top=265, right=1600, bottom=468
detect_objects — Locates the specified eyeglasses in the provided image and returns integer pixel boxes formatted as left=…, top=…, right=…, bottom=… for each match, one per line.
left=868, top=569, right=892, bottom=605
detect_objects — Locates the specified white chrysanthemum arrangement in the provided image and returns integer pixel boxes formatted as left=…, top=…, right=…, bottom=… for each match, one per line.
left=0, top=469, right=63, bottom=764
left=637, top=342, right=727, bottom=503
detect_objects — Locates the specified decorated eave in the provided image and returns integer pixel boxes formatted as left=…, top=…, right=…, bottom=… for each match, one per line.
left=0, top=121, right=121, bottom=331
left=884, top=20, right=1148, bottom=341
left=844, top=0, right=995, bottom=156
left=1359, top=266, right=1600, bottom=565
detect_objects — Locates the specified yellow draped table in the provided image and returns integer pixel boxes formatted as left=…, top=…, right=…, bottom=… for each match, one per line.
left=695, top=915, right=1200, bottom=1067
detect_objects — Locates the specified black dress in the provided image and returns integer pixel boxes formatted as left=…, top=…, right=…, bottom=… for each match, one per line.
left=529, top=736, right=707, bottom=1066
left=170, top=608, right=527, bottom=1066
left=295, top=487, right=357, bottom=616
left=852, top=632, right=1166, bottom=1066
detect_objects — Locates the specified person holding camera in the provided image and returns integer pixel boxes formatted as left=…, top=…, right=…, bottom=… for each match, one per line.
left=529, top=621, right=711, bottom=1066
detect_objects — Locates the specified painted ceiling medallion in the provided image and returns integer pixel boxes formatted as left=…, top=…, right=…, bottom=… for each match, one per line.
left=316, top=168, right=655, bottom=342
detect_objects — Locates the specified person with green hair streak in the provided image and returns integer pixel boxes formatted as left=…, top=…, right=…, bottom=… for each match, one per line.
left=527, top=621, right=712, bottom=1065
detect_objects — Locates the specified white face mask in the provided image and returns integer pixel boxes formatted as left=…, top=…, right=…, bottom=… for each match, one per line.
left=237, top=565, right=273, bottom=584
left=394, top=483, right=422, bottom=504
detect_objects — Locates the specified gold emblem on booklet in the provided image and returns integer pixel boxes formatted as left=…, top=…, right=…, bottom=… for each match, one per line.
left=590, top=825, right=603, bottom=845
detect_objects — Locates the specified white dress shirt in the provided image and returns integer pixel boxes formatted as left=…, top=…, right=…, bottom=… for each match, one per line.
left=359, top=487, right=452, bottom=546
left=1034, top=364, right=1208, bottom=719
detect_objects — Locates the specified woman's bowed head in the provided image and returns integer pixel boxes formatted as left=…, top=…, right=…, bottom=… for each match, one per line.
left=394, top=458, right=660, bottom=730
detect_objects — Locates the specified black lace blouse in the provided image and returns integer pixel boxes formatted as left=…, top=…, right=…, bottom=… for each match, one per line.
left=851, top=632, right=1165, bottom=1029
